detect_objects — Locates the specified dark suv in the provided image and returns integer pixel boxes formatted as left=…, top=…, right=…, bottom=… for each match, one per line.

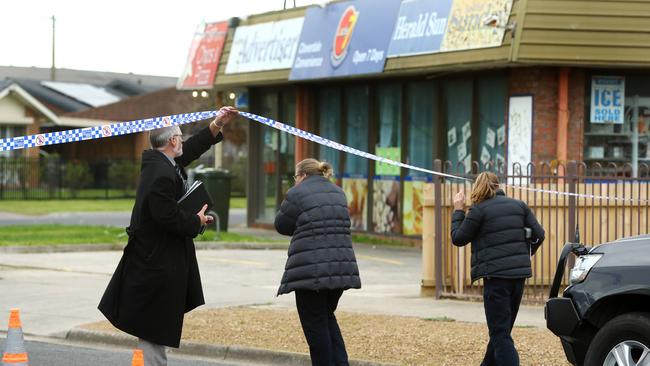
left=545, top=235, right=650, bottom=366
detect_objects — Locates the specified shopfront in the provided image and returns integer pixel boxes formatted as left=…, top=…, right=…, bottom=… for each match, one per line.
left=211, top=0, right=650, bottom=235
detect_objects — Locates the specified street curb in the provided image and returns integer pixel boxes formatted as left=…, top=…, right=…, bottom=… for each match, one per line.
left=0, top=242, right=289, bottom=254
left=65, top=328, right=396, bottom=366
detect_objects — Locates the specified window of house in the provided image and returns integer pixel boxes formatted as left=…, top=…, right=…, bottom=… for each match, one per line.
left=0, top=125, right=25, bottom=158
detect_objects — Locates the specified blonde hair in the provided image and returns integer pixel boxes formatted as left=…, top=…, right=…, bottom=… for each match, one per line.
left=471, top=172, right=500, bottom=204
left=296, top=158, right=333, bottom=179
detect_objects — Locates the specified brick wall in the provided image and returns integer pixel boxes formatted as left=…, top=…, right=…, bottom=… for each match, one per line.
left=509, top=67, right=585, bottom=164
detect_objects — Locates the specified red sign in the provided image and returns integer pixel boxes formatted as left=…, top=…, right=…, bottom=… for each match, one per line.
left=177, top=21, right=228, bottom=90
left=331, top=6, right=359, bottom=67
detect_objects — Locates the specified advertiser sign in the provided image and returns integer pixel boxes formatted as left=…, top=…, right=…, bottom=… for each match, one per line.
left=289, top=0, right=402, bottom=80
left=387, top=0, right=453, bottom=57
left=441, top=0, right=514, bottom=52
left=225, top=17, right=304, bottom=74
left=177, top=21, right=228, bottom=90
left=591, top=76, right=625, bottom=124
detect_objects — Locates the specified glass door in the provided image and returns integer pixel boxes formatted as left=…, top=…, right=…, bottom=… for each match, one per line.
left=256, top=92, right=279, bottom=223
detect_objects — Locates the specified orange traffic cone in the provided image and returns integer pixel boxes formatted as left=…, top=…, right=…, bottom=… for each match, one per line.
left=2, top=309, right=28, bottom=366
left=131, top=348, right=144, bottom=366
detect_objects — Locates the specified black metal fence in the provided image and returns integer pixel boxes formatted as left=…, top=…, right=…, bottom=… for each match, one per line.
left=0, top=157, right=140, bottom=200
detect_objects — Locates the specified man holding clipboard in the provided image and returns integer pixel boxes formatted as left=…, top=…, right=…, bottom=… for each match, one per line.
left=99, top=106, right=239, bottom=366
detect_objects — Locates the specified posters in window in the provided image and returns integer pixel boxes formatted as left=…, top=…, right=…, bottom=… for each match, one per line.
left=447, top=127, right=457, bottom=147
left=373, top=176, right=401, bottom=234
left=507, top=96, right=533, bottom=181
left=403, top=176, right=430, bottom=236
left=591, top=76, right=625, bottom=124
left=375, top=147, right=401, bottom=176
left=342, top=177, right=368, bottom=230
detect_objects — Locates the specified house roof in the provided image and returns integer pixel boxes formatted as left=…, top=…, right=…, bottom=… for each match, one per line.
left=63, top=87, right=206, bottom=124
left=0, top=66, right=175, bottom=89
left=0, top=81, right=62, bottom=124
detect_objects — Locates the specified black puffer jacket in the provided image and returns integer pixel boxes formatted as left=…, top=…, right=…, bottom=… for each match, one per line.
left=450, top=190, right=545, bottom=282
left=275, top=175, right=361, bottom=295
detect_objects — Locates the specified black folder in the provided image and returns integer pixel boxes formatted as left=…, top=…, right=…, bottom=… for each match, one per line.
left=177, top=180, right=214, bottom=213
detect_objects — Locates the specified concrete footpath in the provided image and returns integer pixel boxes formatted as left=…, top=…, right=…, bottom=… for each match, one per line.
left=0, top=226, right=548, bottom=365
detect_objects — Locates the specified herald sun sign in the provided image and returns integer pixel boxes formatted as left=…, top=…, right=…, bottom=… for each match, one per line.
left=591, top=76, right=625, bottom=124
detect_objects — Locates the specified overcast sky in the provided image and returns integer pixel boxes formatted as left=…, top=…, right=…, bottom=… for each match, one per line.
left=0, top=0, right=321, bottom=78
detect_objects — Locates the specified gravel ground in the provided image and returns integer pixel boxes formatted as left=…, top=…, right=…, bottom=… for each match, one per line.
left=83, top=307, right=570, bottom=366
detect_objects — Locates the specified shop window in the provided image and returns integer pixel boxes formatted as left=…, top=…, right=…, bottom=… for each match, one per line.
left=585, top=75, right=650, bottom=176
left=318, top=88, right=341, bottom=174
left=373, top=84, right=402, bottom=234
left=403, top=81, right=437, bottom=236
left=343, top=86, right=369, bottom=230
left=256, top=92, right=280, bottom=223
left=478, top=75, right=507, bottom=171
left=444, top=78, right=473, bottom=172
left=280, top=92, right=296, bottom=196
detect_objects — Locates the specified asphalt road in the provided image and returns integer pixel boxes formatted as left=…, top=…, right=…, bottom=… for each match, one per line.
left=0, top=338, right=240, bottom=366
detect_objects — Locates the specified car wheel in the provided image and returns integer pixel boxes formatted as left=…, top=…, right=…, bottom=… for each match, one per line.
left=584, top=312, right=650, bottom=366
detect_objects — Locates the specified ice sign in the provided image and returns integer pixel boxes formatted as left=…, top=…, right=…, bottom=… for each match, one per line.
left=591, top=76, right=625, bottom=124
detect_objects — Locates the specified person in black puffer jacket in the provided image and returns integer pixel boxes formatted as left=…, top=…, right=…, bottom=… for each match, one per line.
left=275, top=158, right=361, bottom=366
left=451, top=172, right=544, bottom=366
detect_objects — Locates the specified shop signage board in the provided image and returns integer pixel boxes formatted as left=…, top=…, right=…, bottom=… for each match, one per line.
left=441, top=0, right=514, bottom=52
left=387, top=0, right=453, bottom=57
left=289, top=0, right=402, bottom=80
left=225, top=17, right=304, bottom=74
left=177, top=21, right=228, bottom=90
left=591, top=76, right=625, bottom=124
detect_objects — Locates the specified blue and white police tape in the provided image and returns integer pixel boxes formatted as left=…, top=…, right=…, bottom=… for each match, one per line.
left=0, top=108, right=646, bottom=204
left=239, top=111, right=650, bottom=204
left=0, top=110, right=220, bottom=152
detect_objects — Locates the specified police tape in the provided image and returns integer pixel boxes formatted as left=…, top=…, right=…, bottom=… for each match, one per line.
left=0, top=110, right=220, bottom=152
left=239, top=111, right=650, bottom=204
left=0, top=109, right=646, bottom=204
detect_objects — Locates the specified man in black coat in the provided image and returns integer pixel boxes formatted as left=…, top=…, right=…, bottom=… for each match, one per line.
left=98, top=106, right=238, bottom=365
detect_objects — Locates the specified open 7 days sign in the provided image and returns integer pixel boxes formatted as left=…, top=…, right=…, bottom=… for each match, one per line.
left=289, top=0, right=402, bottom=80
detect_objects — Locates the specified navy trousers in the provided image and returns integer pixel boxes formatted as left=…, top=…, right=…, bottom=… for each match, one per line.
left=295, top=289, right=349, bottom=366
left=481, top=278, right=526, bottom=366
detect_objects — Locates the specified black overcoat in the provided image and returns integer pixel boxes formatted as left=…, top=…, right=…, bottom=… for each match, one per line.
left=275, top=175, right=361, bottom=295
left=450, top=190, right=545, bottom=282
left=98, top=127, right=222, bottom=347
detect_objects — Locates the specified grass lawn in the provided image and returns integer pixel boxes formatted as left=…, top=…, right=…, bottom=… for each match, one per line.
left=0, top=225, right=284, bottom=246
left=0, top=197, right=247, bottom=215
left=0, top=225, right=126, bottom=246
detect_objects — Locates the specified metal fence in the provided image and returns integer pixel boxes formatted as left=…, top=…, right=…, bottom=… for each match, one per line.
left=423, top=160, right=650, bottom=303
left=0, top=157, right=140, bottom=200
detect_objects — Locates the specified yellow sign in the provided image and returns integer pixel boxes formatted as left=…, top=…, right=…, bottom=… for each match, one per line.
left=441, top=0, right=514, bottom=52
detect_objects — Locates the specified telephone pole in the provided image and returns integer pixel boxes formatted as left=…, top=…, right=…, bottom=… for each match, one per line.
left=51, top=15, right=56, bottom=81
